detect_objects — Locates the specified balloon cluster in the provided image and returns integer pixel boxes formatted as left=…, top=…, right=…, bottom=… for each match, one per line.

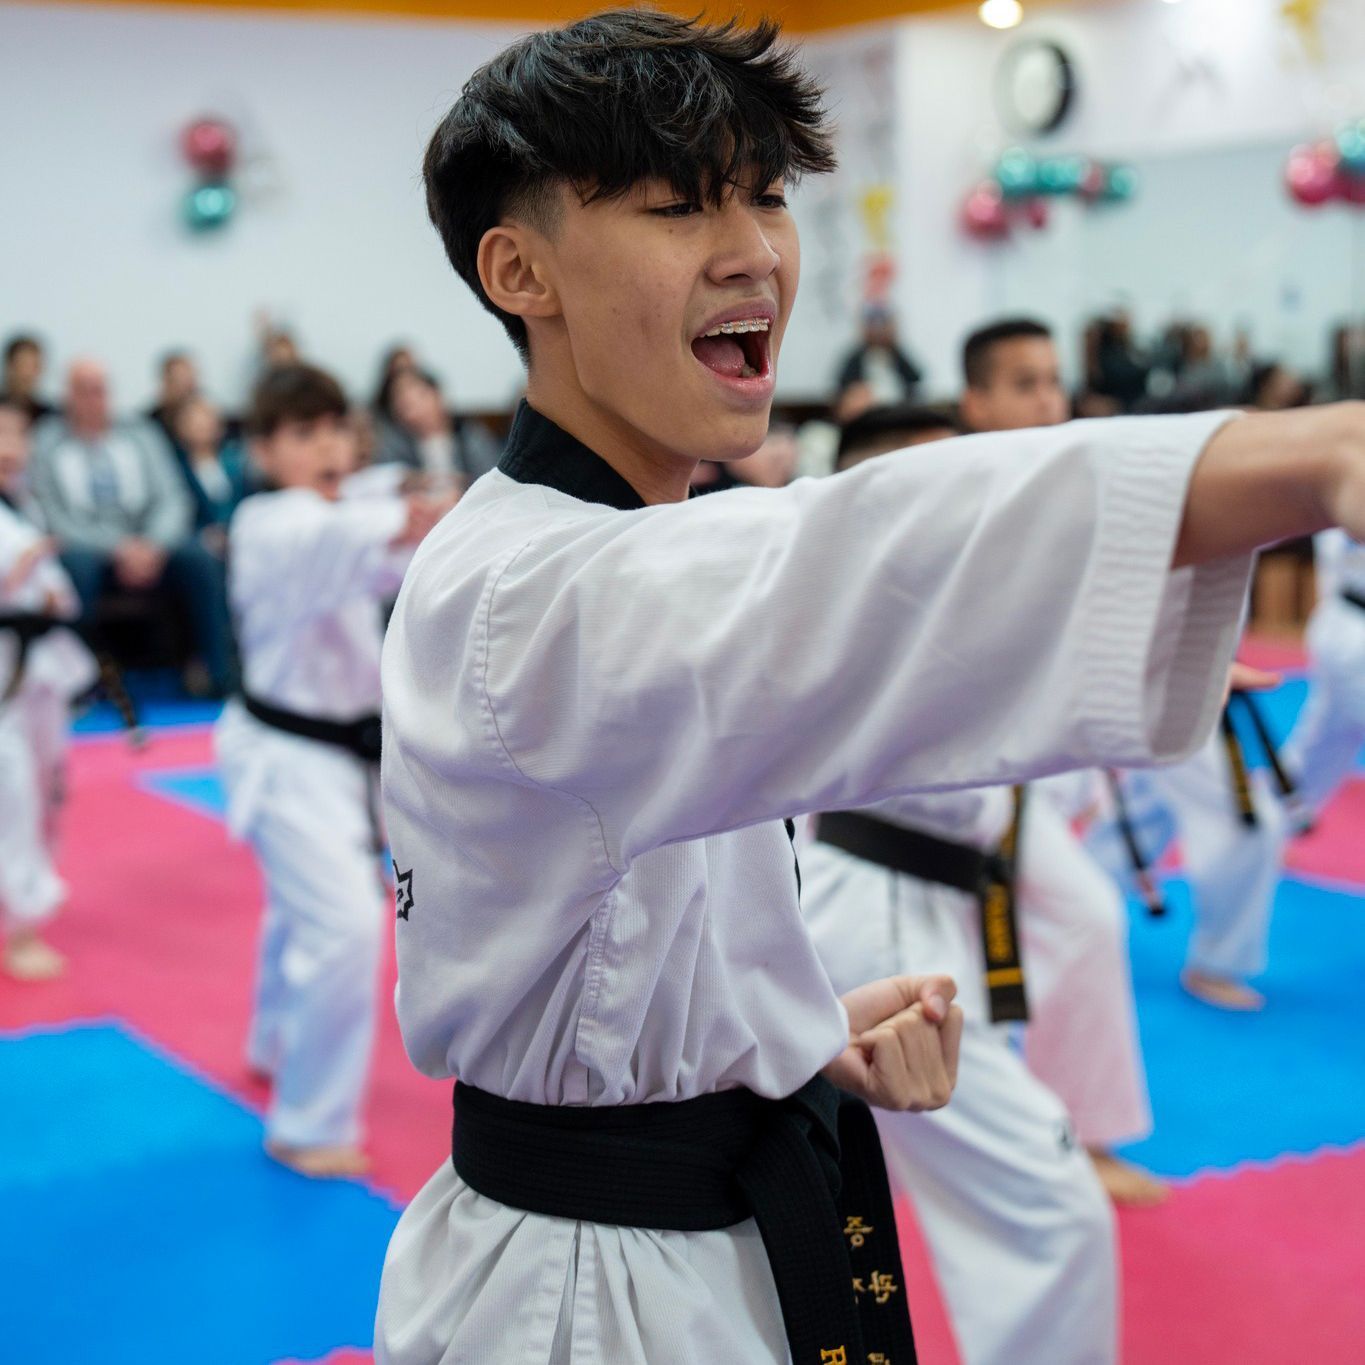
left=961, top=149, right=1138, bottom=241
left=179, top=116, right=239, bottom=232
left=1285, top=121, right=1365, bottom=208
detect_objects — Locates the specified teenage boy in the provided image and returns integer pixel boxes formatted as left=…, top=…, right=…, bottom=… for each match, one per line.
left=960, top=316, right=1168, bottom=1203
left=807, top=407, right=1118, bottom=1365
left=0, top=398, right=96, bottom=980
left=377, top=13, right=1365, bottom=1364
left=215, top=364, right=446, bottom=1177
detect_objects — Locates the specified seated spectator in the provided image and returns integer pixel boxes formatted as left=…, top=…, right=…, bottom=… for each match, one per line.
left=170, top=394, right=253, bottom=556
left=1086, top=311, right=1150, bottom=412
left=378, top=368, right=501, bottom=486
left=833, top=305, right=923, bottom=405
left=372, top=346, right=422, bottom=467
left=1247, top=361, right=1308, bottom=411
left=29, top=359, right=235, bottom=696
left=146, top=351, right=201, bottom=449
left=0, top=334, right=57, bottom=425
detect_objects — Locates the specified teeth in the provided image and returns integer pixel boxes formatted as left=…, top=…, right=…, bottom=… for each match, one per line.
left=701, top=318, right=771, bottom=337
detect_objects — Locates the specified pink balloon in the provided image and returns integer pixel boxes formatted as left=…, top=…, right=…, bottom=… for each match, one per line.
left=181, top=117, right=237, bottom=177
left=962, top=184, right=1009, bottom=239
left=1286, top=143, right=1337, bottom=207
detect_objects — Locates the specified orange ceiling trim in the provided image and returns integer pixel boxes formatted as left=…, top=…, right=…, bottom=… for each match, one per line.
left=23, top=0, right=985, bottom=34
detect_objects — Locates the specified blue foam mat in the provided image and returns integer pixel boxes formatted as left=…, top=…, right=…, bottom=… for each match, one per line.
left=1119, top=874, right=1365, bottom=1177
left=0, top=1024, right=398, bottom=1365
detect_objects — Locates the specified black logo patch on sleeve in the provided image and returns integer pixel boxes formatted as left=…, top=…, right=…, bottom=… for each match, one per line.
left=394, top=864, right=415, bottom=921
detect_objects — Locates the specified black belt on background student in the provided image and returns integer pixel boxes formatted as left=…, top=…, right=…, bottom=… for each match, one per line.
left=451, top=1076, right=917, bottom=1365
left=241, top=693, right=385, bottom=850
left=816, top=801, right=1030, bottom=1025
left=0, top=610, right=64, bottom=703
left=1342, top=588, right=1365, bottom=613
left=241, top=692, right=382, bottom=762
left=1220, top=689, right=1298, bottom=826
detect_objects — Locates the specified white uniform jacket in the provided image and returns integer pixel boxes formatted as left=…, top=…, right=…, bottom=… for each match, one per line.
left=215, top=484, right=410, bottom=838
left=375, top=402, right=1250, bottom=1365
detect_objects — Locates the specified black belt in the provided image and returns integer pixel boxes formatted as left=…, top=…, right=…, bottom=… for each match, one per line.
left=0, top=610, right=63, bottom=704
left=1221, top=689, right=1298, bottom=827
left=451, top=1077, right=917, bottom=1365
left=817, top=805, right=1029, bottom=1025
left=1343, top=588, right=1365, bottom=613
left=241, top=693, right=382, bottom=763
left=1103, top=771, right=1168, bottom=917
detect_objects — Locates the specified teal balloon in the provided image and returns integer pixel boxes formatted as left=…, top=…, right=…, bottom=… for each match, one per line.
left=995, top=148, right=1038, bottom=199
left=1336, top=121, right=1365, bottom=174
left=1037, top=155, right=1087, bottom=196
left=184, top=182, right=236, bottom=232
left=1101, top=165, right=1138, bottom=203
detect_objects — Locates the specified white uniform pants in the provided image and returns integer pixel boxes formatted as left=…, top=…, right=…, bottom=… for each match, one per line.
left=0, top=688, right=69, bottom=933
left=1157, top=742, right=1286, bottom=980
left=1086, top=733, right=1286, bottom=984
left=878, top=1023, right=1117, bottom=1365
left=1283, top=598, right=1365, bottom=811
left=1018, top=798, right=1152, bottom=1150
left=218, top=719, right=388, bottom=1148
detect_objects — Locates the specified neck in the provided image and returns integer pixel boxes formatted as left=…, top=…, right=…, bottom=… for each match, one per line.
left=525, top=371, right=694, bottom=506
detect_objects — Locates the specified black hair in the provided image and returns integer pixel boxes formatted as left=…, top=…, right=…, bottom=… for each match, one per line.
left=159, top=349, right=193, bottom=377
left=962, top=317, right=1053, bottom=389
left=3, top=334, right=42, bottom=366
left=422, top=9, right=835, bottom=359
left=836, top=404, right=960, bottom=469
left=247, top=363, right=347, bottom=438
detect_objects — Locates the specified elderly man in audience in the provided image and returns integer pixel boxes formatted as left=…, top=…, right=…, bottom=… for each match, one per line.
left=29, top=359, right=235, bottom=696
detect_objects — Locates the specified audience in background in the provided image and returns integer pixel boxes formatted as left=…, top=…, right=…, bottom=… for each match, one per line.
left=379, top=368, right=500, bottom=486
left=28, top=360, right=235, bottom=696
left=145, top=351, right=201, bottom=449
left=170, top=393, right=253, bottom=556
left=1085, top=311, right=1151, bottom=411
left=834, top=305, right=923, bottom=409
left=3, top=302, right=1359, bottom=697
left=1, top=335, right=57, bottom=425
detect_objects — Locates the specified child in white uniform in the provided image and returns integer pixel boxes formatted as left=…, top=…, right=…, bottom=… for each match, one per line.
left=1283, top=530, right=1365, bottom=813
left=370, top=15, right=1365, bottom=1363
left=215, top=364, right=445, bottom=1177
left=0, top=398, right=97, bottom=980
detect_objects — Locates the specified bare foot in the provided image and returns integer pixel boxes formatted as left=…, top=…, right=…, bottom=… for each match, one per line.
left=1181, top=970, right=1265, bottom=1012
left=1088, top=1149, right=1169, bottom=1207
left=3, top=932, right=66, bottom=981
left=265, top=1140, right=370, bottom=1179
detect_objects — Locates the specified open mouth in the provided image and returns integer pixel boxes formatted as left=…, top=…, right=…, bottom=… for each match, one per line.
left=690, top=317, right=772, bottom=382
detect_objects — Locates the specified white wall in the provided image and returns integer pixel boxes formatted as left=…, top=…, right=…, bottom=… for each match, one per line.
left=4, top=0, right=1364, bottom=412
left=0, top=2, right=523, bottom=411
left=889, top=0, right=1365, bottom=393
left=0, top=3, right=903, bottom=412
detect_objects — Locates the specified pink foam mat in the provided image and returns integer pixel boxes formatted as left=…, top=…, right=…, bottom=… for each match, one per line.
left=8, top=722, right=1363, bottom=1365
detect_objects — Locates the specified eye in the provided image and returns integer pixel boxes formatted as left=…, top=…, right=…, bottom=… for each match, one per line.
left=755, top=193, right=789, bottom=210
left=650, top=202, right=701, bottom=219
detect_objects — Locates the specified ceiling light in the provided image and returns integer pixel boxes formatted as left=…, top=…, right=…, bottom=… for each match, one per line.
left=980, top=0, right=1024, bottom=28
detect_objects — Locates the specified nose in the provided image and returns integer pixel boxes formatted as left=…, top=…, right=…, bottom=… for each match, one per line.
left=704, top=198, right=781, bottom=287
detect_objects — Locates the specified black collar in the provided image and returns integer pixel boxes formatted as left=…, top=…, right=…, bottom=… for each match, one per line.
left=497, top=401, right=646, bottom=512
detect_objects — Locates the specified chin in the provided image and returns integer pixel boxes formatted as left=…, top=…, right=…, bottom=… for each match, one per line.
left=696, top=409, right=773, bottom=465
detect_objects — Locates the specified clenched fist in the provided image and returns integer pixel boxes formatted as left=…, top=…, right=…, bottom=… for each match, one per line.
left=821, top=974, right=964, bottom=1113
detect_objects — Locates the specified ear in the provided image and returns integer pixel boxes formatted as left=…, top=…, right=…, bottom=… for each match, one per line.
left=478, top=224, right=560, bottom=325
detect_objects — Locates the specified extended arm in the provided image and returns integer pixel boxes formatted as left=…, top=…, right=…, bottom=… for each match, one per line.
left=1173, top=402, right=1365, bottom=567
